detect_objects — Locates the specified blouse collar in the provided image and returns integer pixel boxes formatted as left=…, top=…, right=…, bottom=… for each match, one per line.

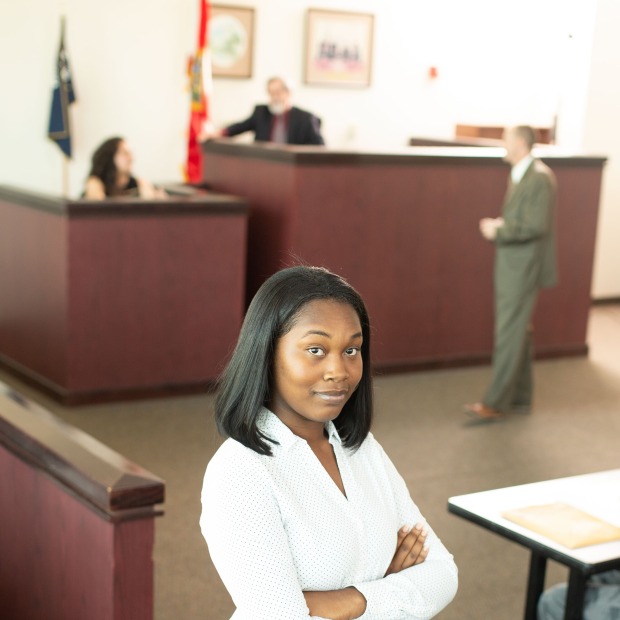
left=258, top=408, right=343, bottom=452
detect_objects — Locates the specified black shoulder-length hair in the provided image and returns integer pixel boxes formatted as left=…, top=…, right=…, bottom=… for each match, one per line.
left=215, top=265, right=374, bottom=455
left=88, top=136, right=123, bottom=196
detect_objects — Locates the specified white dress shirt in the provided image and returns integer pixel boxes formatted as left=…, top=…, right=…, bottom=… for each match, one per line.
left=511, top=153, right=534, bottom=184
left=200, top=409, right=458, bottom=619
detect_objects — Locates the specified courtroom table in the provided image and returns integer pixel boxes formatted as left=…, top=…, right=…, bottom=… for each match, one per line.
left=201, top=140, right=606, bottom=371
left=0, top=185, right=248, bottom=404
left=448, top=470, right=620, bottom=620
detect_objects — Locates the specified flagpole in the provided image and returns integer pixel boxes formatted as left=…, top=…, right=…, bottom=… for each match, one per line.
left=60, top=15, right=68, bottom=199
left=49, top=12, right=76, bottom=193
left=59, top=3, right=68, bottom=199
left=62, top=155, right=70, bottom=198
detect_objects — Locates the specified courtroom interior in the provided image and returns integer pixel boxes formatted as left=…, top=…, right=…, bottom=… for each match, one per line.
left=1, top=1, right=619, bottom=619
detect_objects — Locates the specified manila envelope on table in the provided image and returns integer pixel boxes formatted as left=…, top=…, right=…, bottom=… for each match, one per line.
left=502, top=502, right=620, bottom=549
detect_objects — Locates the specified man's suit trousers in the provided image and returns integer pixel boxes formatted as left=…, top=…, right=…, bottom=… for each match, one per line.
left=483, top=285, right=538, bottom=412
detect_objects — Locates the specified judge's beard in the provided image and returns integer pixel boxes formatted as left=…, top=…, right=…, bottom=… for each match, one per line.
left=268, top=102, right=287, bottom=115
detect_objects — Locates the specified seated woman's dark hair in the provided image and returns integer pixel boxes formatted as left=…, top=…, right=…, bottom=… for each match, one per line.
left=215, top=265, right=373, bottom=455
left=88, top=136, right=123, bottom=196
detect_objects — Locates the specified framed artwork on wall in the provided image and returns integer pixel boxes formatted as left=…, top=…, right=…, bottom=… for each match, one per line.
left=209, top=5, right=255, bottom=78
left=304, top=8, right=374, bottom=88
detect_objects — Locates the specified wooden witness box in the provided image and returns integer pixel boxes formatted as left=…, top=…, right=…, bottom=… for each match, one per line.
left=0, top=185, right=249, bottom=404
left=201, top=140, right=606, bottom=371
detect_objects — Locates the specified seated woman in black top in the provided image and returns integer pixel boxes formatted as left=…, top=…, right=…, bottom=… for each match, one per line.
left=83, top=137, right=167, bottom=199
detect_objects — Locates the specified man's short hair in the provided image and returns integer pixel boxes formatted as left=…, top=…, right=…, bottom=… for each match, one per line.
left=513, top=125, right=537, bottom=150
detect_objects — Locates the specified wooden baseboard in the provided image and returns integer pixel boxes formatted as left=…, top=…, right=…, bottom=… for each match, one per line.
left=0, top=355, right=215, bottom=406
left=592, top=297, right=620, bottom=306
left=372, top=344, right=588, bottom=376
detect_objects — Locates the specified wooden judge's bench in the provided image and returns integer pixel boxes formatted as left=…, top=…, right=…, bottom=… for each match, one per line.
left=201, top=139, right=606, bottom=371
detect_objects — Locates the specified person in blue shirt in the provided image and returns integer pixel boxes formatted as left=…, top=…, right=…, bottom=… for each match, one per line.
left=538, top=570, right=620, bottom=620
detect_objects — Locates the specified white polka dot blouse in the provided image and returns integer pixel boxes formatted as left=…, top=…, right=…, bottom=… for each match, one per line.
left=200, top=409, right=458, bottom=619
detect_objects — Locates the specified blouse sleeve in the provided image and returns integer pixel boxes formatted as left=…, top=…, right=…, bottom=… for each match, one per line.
left=200, top=442, right=328, bottom=620
left=352, top=440, right=458, bottom=620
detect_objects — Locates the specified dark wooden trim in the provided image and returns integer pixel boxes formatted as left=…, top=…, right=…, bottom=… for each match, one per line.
left=0, top=353, right=70, bottom=399
left=410, top=136, right=503, bottom=148
left=372, top=353, right=492, bottom=376
left=591, top=297, right=620, bottom=306
left=0, top=381, right=165, bottom=520
left=66, top=194, right=249, bottom=217
left=203, top=139, right=608, bottom=167
left=0, top=184, right=65, bottom=214
left=0, top=184, right=249, bottom=217
left=0, top=354, right=214, bottom=406
left=59, top=381, right=216, bottom=406
left=455, top=124, right=554, bottom=144
left=534, top=343, right=589, bottom=359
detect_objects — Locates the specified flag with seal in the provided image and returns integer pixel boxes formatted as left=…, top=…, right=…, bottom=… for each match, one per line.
left=48, top=16, right=76, bottom=158
left=185, top=0, right=212, bottom=183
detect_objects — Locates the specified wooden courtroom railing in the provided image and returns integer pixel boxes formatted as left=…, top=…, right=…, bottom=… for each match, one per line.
left=0, top=380, right=164, bottom=620
left=0, top=185, right=249, bottom=404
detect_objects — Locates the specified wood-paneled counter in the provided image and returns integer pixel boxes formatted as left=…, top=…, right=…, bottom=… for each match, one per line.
left=0, top=185, right=248, bottom=403
left=201, top=141, right=606, bottom=370
left=0, top=381, right=164, bottom=620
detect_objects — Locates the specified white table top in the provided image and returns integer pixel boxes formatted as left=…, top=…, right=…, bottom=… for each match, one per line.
left=448, top=469, right=620, bottom=566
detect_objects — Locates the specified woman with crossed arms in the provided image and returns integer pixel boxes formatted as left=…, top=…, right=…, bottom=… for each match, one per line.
left=200, top=265, right=458, bottom=619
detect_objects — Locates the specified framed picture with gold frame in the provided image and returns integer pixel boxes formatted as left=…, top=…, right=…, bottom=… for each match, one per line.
left=209, top=5, right=255, bottom=78
left=304, top=8, right=374, bottom=88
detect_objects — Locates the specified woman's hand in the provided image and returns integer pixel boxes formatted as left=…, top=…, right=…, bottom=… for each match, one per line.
left=303, top=587, right=366, bottom=620
left=384, top=522, right=429, bottom=576
left=137, top=178, right=168, bottom=200
left=302, top=524, right=428, bottom=617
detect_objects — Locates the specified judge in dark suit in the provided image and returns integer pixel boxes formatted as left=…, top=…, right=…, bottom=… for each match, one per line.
left=201, top=76, right=324, bottom=145
left=465, top=125, right=557, bottom=421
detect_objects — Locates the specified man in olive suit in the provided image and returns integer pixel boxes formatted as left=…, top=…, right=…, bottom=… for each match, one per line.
left=465, top=125, right=557, bottom=421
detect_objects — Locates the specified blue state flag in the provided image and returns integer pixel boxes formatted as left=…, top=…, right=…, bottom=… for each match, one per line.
left=48, top=17, right=76, bottom=158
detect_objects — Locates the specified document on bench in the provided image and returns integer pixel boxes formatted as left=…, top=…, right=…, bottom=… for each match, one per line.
left=502, top=502, right=620, bottom=549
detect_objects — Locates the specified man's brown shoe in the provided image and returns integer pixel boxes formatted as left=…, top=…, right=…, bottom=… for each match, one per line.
left=463, top=402, right=503, bottom=421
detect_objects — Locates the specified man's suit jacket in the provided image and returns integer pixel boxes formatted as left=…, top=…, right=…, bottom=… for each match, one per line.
left=224, top=105, right=325, bottom=145
left=494, top=158, right=558, bottom=298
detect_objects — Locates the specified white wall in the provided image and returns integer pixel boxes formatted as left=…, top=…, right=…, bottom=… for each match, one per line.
left=1, top=0, right=197, bottom=196
left=581, top=0, right=620, bottom=298
left=1, top=0, right=616, bottom=296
